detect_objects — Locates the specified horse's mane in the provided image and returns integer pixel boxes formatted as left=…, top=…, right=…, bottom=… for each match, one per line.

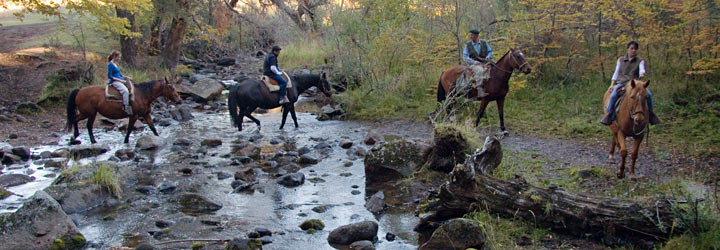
left=135, top=80, right=158, bottom=96
left=495, top=50, right=510, bottom=64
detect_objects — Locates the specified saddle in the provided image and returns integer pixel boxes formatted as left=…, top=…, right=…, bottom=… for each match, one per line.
left=261, top=72, right=292, bottom=92
left=614, top=86, right=626, bottom=113
left=105, top=80, right=135, bottom=102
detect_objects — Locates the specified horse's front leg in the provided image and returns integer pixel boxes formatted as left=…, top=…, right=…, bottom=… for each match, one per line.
left=279, top=105, right=290, bottom=129
left=608, top=132, right=617, bottom=162
left=124, top=116, right=138, bottom=144
left=629, top=136, right=643, bottom=179
left=145, top=113, right=159, bottom=136
left=71, top=113, right=87, bottom=145
left=86, top=113, right=97, bottom=144
left=245, top=113, right=261, bottom=131
left=616, top=132, right=627, bottom=179
left=290, top=106, right=299, bottom=128
left=474, top=99, right=491, bottom=127
left=497, top=97, right=508, bottom=135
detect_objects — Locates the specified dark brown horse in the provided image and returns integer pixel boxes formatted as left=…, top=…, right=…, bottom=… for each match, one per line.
left=603, top=79, right=650, bottom=179
left=437, top=48, right=531, bottom=134
left=65, top=77, right=182, bottom=144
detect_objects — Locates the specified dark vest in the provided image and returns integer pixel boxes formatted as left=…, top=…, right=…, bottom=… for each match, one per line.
left=466, top=40, right=489, bottom=61
left=616, top=55, right=643, bottom=84
left=263, top=53, right=278, bottom=76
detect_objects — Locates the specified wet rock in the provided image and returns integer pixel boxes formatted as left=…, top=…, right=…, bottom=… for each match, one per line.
left=217, top=171, right=232, bottom=180
left=115, top=149, right=136, bottom=161
left=300, top=219, right=325, bottom=231
left=248, top=231, right=260, bottom=238
left=298, top=152, right=320, bottom=164
left=157, top=182, right=177, bottom=194
left=135, top=243, right=158, bottom=250
left=340, top=173, right=352, bottom=177
left=8, top=133, right=18, bottom=139
left=136, top=186, right=156, bottom=195
left=15, top=102, right=44, bottom=114
left=45, top=184, right=112, bottom=214
left=418, top=218, right=485, bottom=250
left=386, top=232, right=396, bottom=241
left=0, top=174, right=34, bottom=187
left=364, top=131, right=383, bottom=145
left=70, top=144, right=109, bottom=159
left=364, top=191, right=385, bottom=215
left=52, top=149, right=69, bottom=158
left=350, top=240, right=375, bottom=250
left=0, top=191, right=85, bottom=250
left=201, top=139, right=222, bottom=147
left=308, top=177, right=326, bottom=183
left=318, top=104, right=344, bottom=120
left=155, top=220, right=174, bottom=228
left=226, top=237, right=263, bottom=250
left=234, top=167, right=257, bottom=182
left=340, top=140, right=354, bottom=149
left=327, top=221, right=379, bottom=245
left=216, top=57, right=236, bottom=66
left=355, top=147, right=368, bottom=157
left=200, top=216, right=221, bottom=226
left=351, top=190, right=361, bottom=195
left=136, top=136, right=166, bottom=150
left=2, top=153, right=21, bottom=165
left=233, top=180, right=258, bottom=193
left=233, top=144, right=261, bottom=160
left=297, top=146, right=311, bottom=155
left=423, top=125, right=467, bottom=172
left=278, top=173, right=305, bottom=187
left=173, top=138, right=193, bottom=147
left=44, top=159, right=67, bottom=169
left=255, top=227, right=272, bottom=237
left=364, top=139, right=423, bottom=184
left=39, top=151, right=52, bottom=159
left=179, top=105, right=194, bottom=120
left=178, top=193, right=223, bottom=214
left=259, top=235, right=272, bottom=244
left=11, top=147, right=30, bottom=160
left=465, top=136, right=503, bottom=175
left=312, top=205, right=332, bottom=213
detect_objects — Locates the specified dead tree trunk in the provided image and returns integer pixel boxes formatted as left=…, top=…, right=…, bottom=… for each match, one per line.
left=116, top=7, right=138, bottom=67
left=416, top=138, right=684, bottom=246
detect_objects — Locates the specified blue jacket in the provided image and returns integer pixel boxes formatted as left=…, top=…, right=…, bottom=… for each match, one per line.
left=107, top=61, right=124, bottom=83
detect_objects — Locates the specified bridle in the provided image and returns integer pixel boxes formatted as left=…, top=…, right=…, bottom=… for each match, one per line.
left=491, top=50, right=529, bottom=74
left=629, top=90, right=649, bottom=136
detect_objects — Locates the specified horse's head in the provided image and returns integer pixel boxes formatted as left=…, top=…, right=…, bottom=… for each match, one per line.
left=317, top=72, right=332, bottom=97
left=628, top=79, right=650, bottom=123
left=162, top=77, right=183, bottom=103
left=509, top=48, right=531, bottom=74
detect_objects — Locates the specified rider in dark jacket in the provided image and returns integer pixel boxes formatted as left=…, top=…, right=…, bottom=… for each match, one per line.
left=263, top=46, right=289, bottom=104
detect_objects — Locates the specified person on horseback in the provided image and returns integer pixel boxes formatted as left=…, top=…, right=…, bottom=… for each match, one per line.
left=107, top=51, right=132, bottom=115
left=263, top=45, right=289, bottom=104
left=462, top=29, right=494, bottom=97
left=600, top=41, right=660, bottom=125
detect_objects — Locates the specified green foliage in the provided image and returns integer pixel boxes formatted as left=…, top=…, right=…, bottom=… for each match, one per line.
left=434, top=122, right=483, bottom=153
left=92, top=163, right=122, bottom=199
left=279, top=38, right=328, bottom=69
left=466, top=211, right=549, bottom=249
left=0, top=187, right=12, bottom=200
left=191, top=242, right=205, bottom=250
left=299, top=219, right=325, bottom=232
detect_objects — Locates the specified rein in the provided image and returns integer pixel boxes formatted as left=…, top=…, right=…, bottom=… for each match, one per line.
left=491, top=51, right=527, bottom=74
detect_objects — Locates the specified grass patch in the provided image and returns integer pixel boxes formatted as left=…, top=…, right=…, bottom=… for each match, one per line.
left=92, top=163, right=122, bottom=198
left=434, top=121, right=484, bottom=153
left=279, top=38, right=329, bottom=69
left=18, top=15, right=116, bottom=53
left=466, top=211, right=549, bottom=249
left=0, top=8, right=61, bottom=27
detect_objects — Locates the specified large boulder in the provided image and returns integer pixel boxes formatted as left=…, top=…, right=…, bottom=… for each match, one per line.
left=45, top=184, right=112, bottom=214
left=69, top=144, right=109, bottom=159
left=11, top=146, right=31, bottom=161
left=178, top=193, right=222, bottom=214
left=422, top=125, right=468, bottom=173
left=0, top=174, right=35, bottom=188
left=135, top=136, right=166, bottom=150
left=0, top=191, right=86, bottom=250
left=418, top=218, right=485, bottom=250
left=176, top=78, right=224, bottom=101
left=364, top=139, right=424, bottom=184
left=327, top=221, right=378, bottom=245
left=364, top=191, right=385, bottom=216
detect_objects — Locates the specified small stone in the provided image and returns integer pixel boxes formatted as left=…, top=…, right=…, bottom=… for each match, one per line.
left=259, top=235, right=272, bottom=244
left=136, top=186, right=156, bottom=195
left=278, top=173, right=305, bottom=187
left=352, top=185, right=359, bottom=189
left=344, top=162, right=354, bottom=167
left=157, top=182, right=177, bottom=194
left=201, top=139, right=222, bottom=147
left=255, top=227, right=271, bottom=237
left=386, top=232, right=396, bottom=241
left=351, top=190, right=361, bottom=195
left=155, top=220, right=174, bottom=228
left=340, top=173, right=352, bottom=177
left=339, top=140, right=353, bottom=149
left=248, top=231, right=260, bottom=238
left=216, top=172, right=232, bottom=180
left=349, top=240, right=375, bottom=250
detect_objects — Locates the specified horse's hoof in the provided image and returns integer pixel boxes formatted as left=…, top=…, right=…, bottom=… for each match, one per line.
left=69, top=140, right=81, bottom=145
left=617, top=171, right=625, bottom=179
left=501, top=130, right=509, bottom=136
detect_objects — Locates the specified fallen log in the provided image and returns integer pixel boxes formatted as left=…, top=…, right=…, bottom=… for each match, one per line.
left=416, top=137, right=684, bottom=246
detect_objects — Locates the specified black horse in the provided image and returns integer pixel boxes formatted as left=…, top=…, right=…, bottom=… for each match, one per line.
left=228, top=73, right=332, bottom=131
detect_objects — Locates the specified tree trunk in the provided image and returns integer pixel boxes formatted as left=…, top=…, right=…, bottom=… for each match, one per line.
left=416, top=143, right=684, bottom=246
left=161, top=0, right=189, bottom=69
left=270, top=0, right=309, bottom=32
left=116, top=7, right=138, bottom=67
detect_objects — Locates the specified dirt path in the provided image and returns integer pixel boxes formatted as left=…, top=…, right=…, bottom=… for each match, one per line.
left=0, top=22, right=56, bottom=53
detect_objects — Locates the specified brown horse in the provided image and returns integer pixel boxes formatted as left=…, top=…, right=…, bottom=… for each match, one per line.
left=437, top=48, right=531, bottom=134
left=603, top=79, right=650, bottom=179
left=65, top=77, right=182, bottom=144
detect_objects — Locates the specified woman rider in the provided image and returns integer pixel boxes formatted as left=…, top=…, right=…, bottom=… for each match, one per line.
left=107, top=51, right=132, bottom=115
left=600, top=41, right=660, bottom=125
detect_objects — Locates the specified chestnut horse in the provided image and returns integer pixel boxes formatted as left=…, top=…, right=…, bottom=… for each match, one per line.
left=65, top=77, right=182, bottom=144
left=437, top=48, right=531, bottom=134
left=603, top=79, right=650, bottom=179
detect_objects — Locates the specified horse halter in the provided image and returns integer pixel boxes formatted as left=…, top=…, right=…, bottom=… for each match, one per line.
left=629, top=90, right=649, bottom=136
left=492, top=51, right=528, bottom=74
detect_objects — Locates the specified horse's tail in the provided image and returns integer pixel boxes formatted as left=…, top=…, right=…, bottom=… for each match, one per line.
left=65, top=88, right=80, bottom=132
left=437, top=72, right=446, bottom=102
left=228, top=87, right=239, bottom=128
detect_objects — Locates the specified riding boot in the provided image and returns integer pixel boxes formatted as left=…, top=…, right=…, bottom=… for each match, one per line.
left=599, top=113, right=613, bottom=125
left=124, top=105, right=133, bottom=115
left=279, top=96, right=289, bottom=104
left=649, top=111, right=661, bottom=125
